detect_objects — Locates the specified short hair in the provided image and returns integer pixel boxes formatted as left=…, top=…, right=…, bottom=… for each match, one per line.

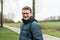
left=22, top=6, right=32, bottom=13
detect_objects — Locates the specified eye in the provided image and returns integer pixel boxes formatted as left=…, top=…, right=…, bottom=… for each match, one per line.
left=22, top=13, right=25, bottom=14
left=26, top=13, right=29, bottom=14
left=22, top=13, right=29, bottom=14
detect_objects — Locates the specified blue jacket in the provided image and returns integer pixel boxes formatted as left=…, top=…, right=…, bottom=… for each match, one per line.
left=19, top=16, right=43, bottom=40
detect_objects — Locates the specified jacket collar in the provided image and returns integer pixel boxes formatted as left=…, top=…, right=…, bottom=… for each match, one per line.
left=22, top=16, right=38, bottom=24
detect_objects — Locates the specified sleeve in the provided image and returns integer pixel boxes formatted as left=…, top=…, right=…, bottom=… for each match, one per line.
left=31, top=22, right=43, bottom=40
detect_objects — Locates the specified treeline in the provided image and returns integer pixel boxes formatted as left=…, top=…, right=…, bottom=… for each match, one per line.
left=40, top=16, right=60, bottom=22
left=3, top=19, right=20, bottom=23
left=40, top=20, right=60, bottom=22
left=0, top=13, right=20, bottom=23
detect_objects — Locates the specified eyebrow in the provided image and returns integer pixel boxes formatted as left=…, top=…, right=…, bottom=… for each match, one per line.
left=22, top=13, right=29, bottom=14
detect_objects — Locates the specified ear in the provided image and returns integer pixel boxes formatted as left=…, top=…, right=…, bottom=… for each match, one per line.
left=30, top=13, right=33, bottom=16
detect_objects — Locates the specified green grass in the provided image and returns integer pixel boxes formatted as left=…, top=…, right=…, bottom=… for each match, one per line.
left=42, top=29, right=60, bottom=38
left=3, top=22, right=60, bottom=38
left=0, top=27, right=19, bottom=40
left=4, top=22, right=60, bottom=28
left=4, top=23, right=21, bottom=28
left=40, top=22, right=60, bottom=27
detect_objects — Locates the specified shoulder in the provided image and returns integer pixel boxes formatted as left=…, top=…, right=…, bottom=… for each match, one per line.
left=32, top=21, right=38, bottom=25
left=31, top=21, right=41, bottom=30
left=31, top=21, right=40, bottom=28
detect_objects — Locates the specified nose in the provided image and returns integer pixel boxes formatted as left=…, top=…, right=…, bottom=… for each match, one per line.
left=24, top=14, right=27, bottom=16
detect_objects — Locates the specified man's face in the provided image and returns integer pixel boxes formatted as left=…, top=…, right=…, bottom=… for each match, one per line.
left=22, top=10, right=32, bottom=20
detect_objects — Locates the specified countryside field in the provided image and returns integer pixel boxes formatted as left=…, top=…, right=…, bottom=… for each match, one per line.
left=40, top=22, right=60, bottom=27
left=4, top=23, right=21, bottom=28
left=4, top=22, right=60, bottom=38
left=4, top=22, right=60, bottom=28
left=42, top=29, right=60, bottom=38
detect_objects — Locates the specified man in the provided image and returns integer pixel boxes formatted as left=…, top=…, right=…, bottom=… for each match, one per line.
left=19, top=6, right=43, bottom=40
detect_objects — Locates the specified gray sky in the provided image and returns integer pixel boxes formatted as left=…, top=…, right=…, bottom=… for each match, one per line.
left=1, top=0, right=60, bottom=22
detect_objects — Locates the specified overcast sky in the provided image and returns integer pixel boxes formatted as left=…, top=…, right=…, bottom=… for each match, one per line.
left=1, top=0, right=60, bottom=22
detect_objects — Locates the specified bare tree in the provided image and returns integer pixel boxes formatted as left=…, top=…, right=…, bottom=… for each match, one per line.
left=58, top=16, right=60, bottom=20
left=50, top=16, right=56, bottom=20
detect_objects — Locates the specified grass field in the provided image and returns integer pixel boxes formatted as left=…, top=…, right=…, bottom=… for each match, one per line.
left=40, top=22, right=60, bottom=27
left=4, top=23, right=21, bottom=28
left=4, top=22, right=60, bottom=28
left=4, top=22, right=60, bottom=37
left=42, top=29, right=60, bottom=38
left=0, top=27, right=19, bottom=40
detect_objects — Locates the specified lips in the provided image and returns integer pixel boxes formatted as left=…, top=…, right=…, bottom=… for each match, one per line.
left=23, top=16, right=28, bottom=18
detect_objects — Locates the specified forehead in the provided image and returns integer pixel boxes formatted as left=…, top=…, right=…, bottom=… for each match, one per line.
left=22, top=10, right=30, bottom=13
